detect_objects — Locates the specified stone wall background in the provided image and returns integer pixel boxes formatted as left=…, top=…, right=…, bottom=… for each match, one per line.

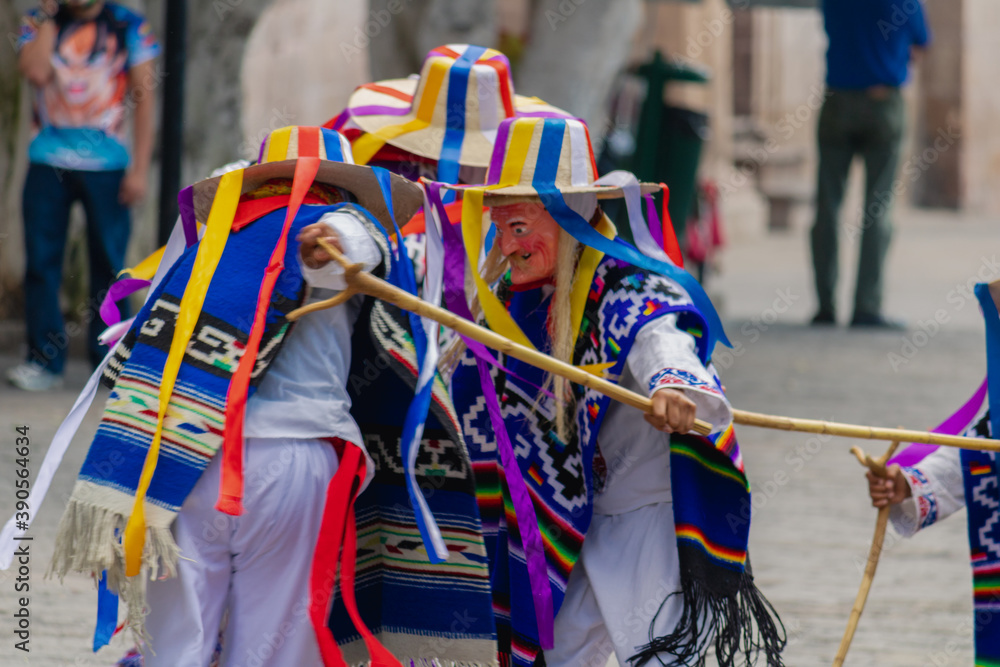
left=2, top=1, right=999, bottom=321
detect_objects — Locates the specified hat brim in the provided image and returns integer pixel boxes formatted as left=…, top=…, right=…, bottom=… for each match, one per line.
left=191, top=159, right=423, bottom=231
left=441, top=182, right=661, bottom=205
left=345, top=78, right=573, bottom=168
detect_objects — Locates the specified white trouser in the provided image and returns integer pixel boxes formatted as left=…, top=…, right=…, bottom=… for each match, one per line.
left=144, top=437, right=339, bottom=667
left=544, top=502, right=684, bottom=667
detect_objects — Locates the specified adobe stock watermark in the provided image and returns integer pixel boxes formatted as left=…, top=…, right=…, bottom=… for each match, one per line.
left=713, top=288, right=800, bottom=371
left=919, top=595, right=1000, bottom=667
left=878, top=0, right=925, bottom=40
left=545, top=0, right=591, bottom=30
left=677, top=0, right=751, bottom=63
left=726, top=430, right=834, bottom=533
left=846, top=122, right=961, bottom=242
left=238, top=107, right=296, bottom=159
left=718, top=86, right=828, bottom=201
left=887, top=254, right=1000, bottom=372
left=339, top=0, right=415, bottom=63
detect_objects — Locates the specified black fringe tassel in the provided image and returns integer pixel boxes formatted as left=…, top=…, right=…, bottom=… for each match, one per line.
left=627, top=571, right=786, bottom=667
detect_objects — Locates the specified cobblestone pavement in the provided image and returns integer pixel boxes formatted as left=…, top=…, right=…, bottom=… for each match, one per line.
left=0, top=208, right=994, bottom=665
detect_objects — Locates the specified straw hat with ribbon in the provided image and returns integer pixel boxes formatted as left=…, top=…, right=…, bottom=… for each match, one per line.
left=328, top=43, right=572, bottom=184
left=440, top=115, right=731, bottom=360
left=184, top=124, right=422, bottom=231
left=429, top=117, right=784, bottom=667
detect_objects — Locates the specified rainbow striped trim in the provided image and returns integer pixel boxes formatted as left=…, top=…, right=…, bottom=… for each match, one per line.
left=675, top=523, right=747, bottom=567
left=672, top=441, right=749, bottom=490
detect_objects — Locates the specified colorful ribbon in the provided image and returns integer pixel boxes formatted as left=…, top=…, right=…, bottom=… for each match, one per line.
left=122, top=168, right=242, bottom=577
left=529, top=118, right=725, bottom=362
left=216, top=155, right=320, bottom=516
left=93, top=570, right=117, bottom=652
left=425, top=182, right=555, bottom=648
left=437, top=45, right=487, bottom=185
left=888, top=379, right=989, bottom=468
left=370, top=167, right=449, bottom=562
left=309, top=441, right=399, bottom=667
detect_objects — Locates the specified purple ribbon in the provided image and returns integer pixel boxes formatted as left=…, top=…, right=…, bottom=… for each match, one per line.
left=347, top=104, right=411, bottom=118
left=889, top=378, right=989, bottom=467
left=178, top=185, right=197, bottom=247
left=516, top=110, right=577, bottom=119
left=486, top=120, right=513, bottom=186
left=427, top=182, right=555, bottom=648
left=99, top=278, right=151, bottom=328
left=644, top=193, right=664, bottom=249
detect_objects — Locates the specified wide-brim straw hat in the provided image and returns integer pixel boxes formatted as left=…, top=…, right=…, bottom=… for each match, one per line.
left=187, top=126, right=422, bottom=229
left=339, top=44, right=573, bottom=170
left=442, top=117, right=659, bottom=203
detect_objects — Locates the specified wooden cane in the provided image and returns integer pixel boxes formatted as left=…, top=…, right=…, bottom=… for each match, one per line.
left=289, top=238, right=1000, bottom=451
left=290, top=239, right=714, bottom=435
left=832, top=439, right=901, bottom=666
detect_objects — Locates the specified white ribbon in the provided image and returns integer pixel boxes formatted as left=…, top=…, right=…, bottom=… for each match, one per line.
left=594, top=170, right=674, bottom=265
left=0, top=215, right=191, bottom=570
left=0, top=349, right=112, bottom=569
left=404, top=191, right=448, bottom=560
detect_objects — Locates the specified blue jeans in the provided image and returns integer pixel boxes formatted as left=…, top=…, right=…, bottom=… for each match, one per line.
left=22, top=164, right=131, bottom=374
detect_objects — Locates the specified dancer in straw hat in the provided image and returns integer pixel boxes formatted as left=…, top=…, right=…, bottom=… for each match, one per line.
left=864, top=280, right=1000, bottom=666
left=43, top=126, right=495, bottom=666
left=328, top=43, right=572, bottom=187
left=427, top=116, right=786, bottom=667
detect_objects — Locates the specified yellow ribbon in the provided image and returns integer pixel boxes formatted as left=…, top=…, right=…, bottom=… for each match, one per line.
left=569, top=214, right=616, bottom=352
left=265, top=126, right=292, bottom=163
left=459, top=119, right=626, bottom=377
left=121, top=169, right=243, bottom=577
left=121, top=245, right=166, bottom=282
left=352, top=59, right=449, bottom=165
left=461, top=190, right=535, bottom=349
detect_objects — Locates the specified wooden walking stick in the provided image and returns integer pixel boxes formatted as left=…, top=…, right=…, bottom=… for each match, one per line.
left=288, top=238, right=713, bottom=436
left=289, top=238, right=1000, bottom=451
left=831, top=438, right=901, bottom=667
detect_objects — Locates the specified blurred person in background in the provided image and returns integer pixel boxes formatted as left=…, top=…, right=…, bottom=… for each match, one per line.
left=811, top=0, right=929, bottom=329
left=8, top=0, right=159, bottom=391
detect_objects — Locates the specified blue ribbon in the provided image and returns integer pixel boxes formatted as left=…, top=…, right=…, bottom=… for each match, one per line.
left=322, top=129, right=345, bottom=163
left=93, top=570, right=117, bottom=652
left=975, top=283, right=1000, bottom=439
left=373, top=167, right=445, bottom=562
left=437, top=45, right=487, bottom=187
left=530, top=119, right=730, bottom=362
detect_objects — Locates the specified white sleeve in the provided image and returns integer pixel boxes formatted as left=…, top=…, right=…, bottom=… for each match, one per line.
left=298, top=210, right=381, bottom=291
left=889, top=445, right=966, bottom=537
left=626, top=313, right=734, bottom=433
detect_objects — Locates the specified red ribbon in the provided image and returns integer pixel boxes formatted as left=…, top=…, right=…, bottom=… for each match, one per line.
left=310, top=440, right=400, bottom=667
left=658, top=183, right=685, bottom=267
left=216, top=156, right=321, bottom=516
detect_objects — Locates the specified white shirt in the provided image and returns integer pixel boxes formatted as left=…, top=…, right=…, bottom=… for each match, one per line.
left=889, top=444, right=967, bottom=537
left=593, top=313, right=734, bottom=515
left=243, top=209, right=381, bottom=446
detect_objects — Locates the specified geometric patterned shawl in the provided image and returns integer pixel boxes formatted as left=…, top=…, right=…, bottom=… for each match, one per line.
left=48, top=203, right=363, bottom=643
left=453, top=256, right=784, bottom=667
left=331, top=294, right=498, bottom=666
left=960, top=282, right=1000, bottom=667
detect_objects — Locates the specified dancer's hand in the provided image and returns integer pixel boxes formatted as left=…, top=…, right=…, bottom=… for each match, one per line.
left=298, top=223, right=344, bottom=269
left=867, top=464, right=911, bottom=508
left=646, top=387, right=697, bottom=434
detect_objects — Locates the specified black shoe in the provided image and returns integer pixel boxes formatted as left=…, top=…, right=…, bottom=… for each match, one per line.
left=850, top=313, right=906, bottom=330
left=811, top=310, right=836, bottom=326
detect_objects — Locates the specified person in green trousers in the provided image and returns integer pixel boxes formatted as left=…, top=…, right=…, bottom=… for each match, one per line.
left=812, top=0, right=929, bottom=328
